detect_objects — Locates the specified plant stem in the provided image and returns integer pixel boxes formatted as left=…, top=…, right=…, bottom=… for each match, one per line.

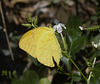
left=60, top=27, right=87, bottom=82
left=60, top=33, right=67, bottom=51
left=87, top=72, right=92, bottom=84
left=71, top=79, right=73, bottom=84
left=86, top=25, right=100, bottom=30
left=87, top=57, right=96, bottom=84
left=62, top=51, right=87, bottom=82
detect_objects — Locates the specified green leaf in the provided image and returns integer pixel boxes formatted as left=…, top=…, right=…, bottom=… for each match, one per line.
left=34, top=16, right=38, bottom=27
left=93, top=34, right=100, bottom=45
left=72, top=71, right=81, bottom=82
left=8, top=71, right=12, bottom=79
left=12, top=70, right=18, bottom=79
left=70, top=36, right=85, bottom=55
left=90, top=64, right=100, bottom=84
left=66, top=16, right=84, bottom=56
left=2, top=70, right=13, bottom=79
left=40, top=78, right=51, bottom=84
left=11, top=70, right=40, bottom=84
left=91, top=16, right=97, bottom=21
left=28, top=54, right=38, bottom=66
left=57, top=65, right=65, bottom=72
left=28, top=15, right=33, bottom=23
left=86, top=21, right=91, bottom=27
left=66, top=16, right=82, bottom=35
left=89, top=50, right=100, bottom=62
left=61, top=56, right=71, bottom=71
left=2, top=70, right=7, bottom=76
left=22, top=24, right=32, bottom=27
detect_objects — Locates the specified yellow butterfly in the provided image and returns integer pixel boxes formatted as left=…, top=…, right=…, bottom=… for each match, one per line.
left=19, top=27, right=62, bottom=67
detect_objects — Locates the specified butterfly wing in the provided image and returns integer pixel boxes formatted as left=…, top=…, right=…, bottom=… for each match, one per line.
left=19, top=27, right=49, bottom=58
left=35, top=29, right=62, bottom=67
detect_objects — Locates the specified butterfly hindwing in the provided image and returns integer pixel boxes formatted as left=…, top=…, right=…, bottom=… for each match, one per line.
left=35, top=30, right=62, bottom=67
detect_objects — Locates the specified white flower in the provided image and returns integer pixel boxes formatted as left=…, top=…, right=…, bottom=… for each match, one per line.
left=53, top=23, right=66, bottom=33
left=99, top=43, right=100, bottom=46
left=92, top=41, right=98, bottom=48
left=79, top=26, right=84, bottom=30
left=53, top=23, right=67, bottom=50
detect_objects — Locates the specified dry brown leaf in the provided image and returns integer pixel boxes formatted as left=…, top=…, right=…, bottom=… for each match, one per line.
left=20, top=6, right=33, bottom=18
left=10, top=0, right=30, bottom=7
left=33, top=1, right=50, bottom=11
left=13, top=14, right=19, bottom=24
left=3, top=0, right=10, bottom=6
left=55, top=8, right=69, bottom=24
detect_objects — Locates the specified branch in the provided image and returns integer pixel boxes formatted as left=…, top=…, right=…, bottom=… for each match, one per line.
left=0, top=1, right=14, bottom=61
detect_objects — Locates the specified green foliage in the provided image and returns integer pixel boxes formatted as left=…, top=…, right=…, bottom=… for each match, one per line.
left=93, top=34, right=100, bottom=44
left=11, top=70, right=51, bottom=84
left=2, top=70, right=8, bottom=76
left=91, top=16, right=97, bottom=21
left=57, top=65, right=70, bottom=76
left=69, top=36, right=85, bottom=56
left=92, top=34, right=100, bottom=49
left=28, top=15, right=34, bottom=23
left=2, top=70, right=17, bottom=79
left=61, top=56, right=71, bottom=71
left=72, top=71, right=81, bottom=82
left=11, top=70, right=40, bottom=84
left=63, top=15, right=100, bottom=83
left=66, top=16, right=85, bottom=56
left=90, top=63, right=100, bottom=84
left=33, top=16, right=38, bottom=27
left=27, top=54, right=38, bottom=66
left=12, top=71, right=18, bottom=79
left=22, top=15, right=38, bottom=29
left=40, top=78, right=51, bottom=84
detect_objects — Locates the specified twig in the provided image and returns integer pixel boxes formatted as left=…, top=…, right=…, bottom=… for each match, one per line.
left=0, top=1, right=14, bottom=61
left=23, top=59, right=32, bottom=73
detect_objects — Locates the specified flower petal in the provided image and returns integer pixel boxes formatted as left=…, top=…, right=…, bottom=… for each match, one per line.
left=57, top=24, right=62, bottom=33
left=59, top=23, right=66, bottom=29
left=79, top=26, right=84, bottom=30
left=53, top=25, right=57, bottom=31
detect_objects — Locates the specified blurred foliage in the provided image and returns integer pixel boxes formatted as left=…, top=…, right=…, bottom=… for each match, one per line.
left=22, top=15, right=38, bottom=29
left=72, top=71, right=81, bottom=82
left=40, top=78, right=51, bottom=84
left=11, top=70, right=40, bottom=84
left=65, top=16, right=85, bottom=56
left=11, top=70, right=51, bottom=84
